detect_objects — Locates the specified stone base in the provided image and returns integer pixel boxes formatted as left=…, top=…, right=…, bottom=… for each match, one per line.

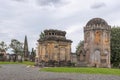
left=77, top=61, right=87, bottom=67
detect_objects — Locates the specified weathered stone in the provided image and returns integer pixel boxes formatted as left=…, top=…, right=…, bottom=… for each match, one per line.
left=37, top=29, right=72, bottom=66
left=78, top=18, right=111, bottom=68
left=23, top=35, right=29, bottom=60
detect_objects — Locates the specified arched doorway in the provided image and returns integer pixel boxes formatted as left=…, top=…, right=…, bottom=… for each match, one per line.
left=94, top=50, right=100, bottom=67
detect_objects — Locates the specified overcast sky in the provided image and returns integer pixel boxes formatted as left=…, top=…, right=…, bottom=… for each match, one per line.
left=0, top=0, right=120, bottom=52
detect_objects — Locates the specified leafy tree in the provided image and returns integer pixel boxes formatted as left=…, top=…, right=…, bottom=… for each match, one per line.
left=76, top=40, right=84, bottom=62
left=0, top=41, right=8, bottom=53
left=76, top=40, right=84, bottom=56
left=39, top=32, right=45, bottom=39
left=9, top=39, right=23, bottom=55
left=111, top=26, right=120, bottom=67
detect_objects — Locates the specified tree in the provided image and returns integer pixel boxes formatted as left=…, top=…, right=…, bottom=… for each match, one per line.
left=30, top=48, right=36, bottom=61
left=76, top=40, right=84, bottom=55
left=111, top=26, right=120, bottom=67
left=39, top=32, right=45, bottom=40
left=0, top=41, right=8, bottom=53
left=76, top=40, right=84, bottom=61
left=9, top=39, right=23, bottom=55
left=0, top=41, right=8, bottom=61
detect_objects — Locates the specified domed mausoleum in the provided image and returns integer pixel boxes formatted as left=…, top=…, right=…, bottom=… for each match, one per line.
left=78, top=18, right=111, bottom=68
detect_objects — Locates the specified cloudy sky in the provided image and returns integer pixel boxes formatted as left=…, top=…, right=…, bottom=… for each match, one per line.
left=0, top=0, right=120, bottom=52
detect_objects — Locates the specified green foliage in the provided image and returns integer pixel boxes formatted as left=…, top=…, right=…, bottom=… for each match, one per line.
left=39, top=32, right=45, bottom=40
left=22, top=61, right=35, bottom=65
left=0, top=61, right=34, bottom=65
left=9, top=39, right=23, bottom=55
left=31, top=48, right=36, bottom=57
left=76, top=40, right=84, bottom=55
left=0, top=41, right=8, bottom=52
left=111, top=27, right=120, bottom=67
left=41, top=67, right=120, bottom=76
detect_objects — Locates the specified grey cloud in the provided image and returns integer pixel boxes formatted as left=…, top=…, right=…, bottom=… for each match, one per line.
left=0, top=0, right=120, bottom=52
left=91, top=2, right=106, bottom=9
left=12, top=0, right=25, bottom=2
left=36, top=0, right=65, bottom=7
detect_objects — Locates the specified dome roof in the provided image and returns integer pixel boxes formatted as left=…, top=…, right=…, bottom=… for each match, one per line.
left=86, top=18, right=108, bottom=26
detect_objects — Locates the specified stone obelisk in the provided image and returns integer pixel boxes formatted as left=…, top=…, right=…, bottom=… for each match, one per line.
left=23, top=35, right=29, bottom=61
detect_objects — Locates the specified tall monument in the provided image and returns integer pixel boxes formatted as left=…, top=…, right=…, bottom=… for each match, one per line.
left=23, top=35, right=29, bottom=60
left=78, top=18, right=111, bottom=68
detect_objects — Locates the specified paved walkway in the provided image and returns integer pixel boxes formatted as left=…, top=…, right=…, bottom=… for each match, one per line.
left=0, top=64, right=120, bottom=80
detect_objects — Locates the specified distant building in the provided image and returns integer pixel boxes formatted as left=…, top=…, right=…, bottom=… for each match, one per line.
left=37, top=29, right=72, bottom=63
left=77, top=18, right=111, bottom=68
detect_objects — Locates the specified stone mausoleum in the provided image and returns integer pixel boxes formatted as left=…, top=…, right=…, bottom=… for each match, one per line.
left=37, top=29, right=72, bottom=65
left=78, top=18, right=111, bottom=68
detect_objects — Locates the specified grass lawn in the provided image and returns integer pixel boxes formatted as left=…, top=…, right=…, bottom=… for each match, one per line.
left=41, top=67, right=120, bottom=76
left=0, top=61, right=34, bottom=66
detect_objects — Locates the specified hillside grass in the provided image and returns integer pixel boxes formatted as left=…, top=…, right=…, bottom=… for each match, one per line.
left=0, top=61, right=34, bottom=65
left=41, top=67, right=120, bottom=76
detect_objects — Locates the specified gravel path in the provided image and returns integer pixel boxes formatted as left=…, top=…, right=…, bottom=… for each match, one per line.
left=0, top=64, right=120, bottom=80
